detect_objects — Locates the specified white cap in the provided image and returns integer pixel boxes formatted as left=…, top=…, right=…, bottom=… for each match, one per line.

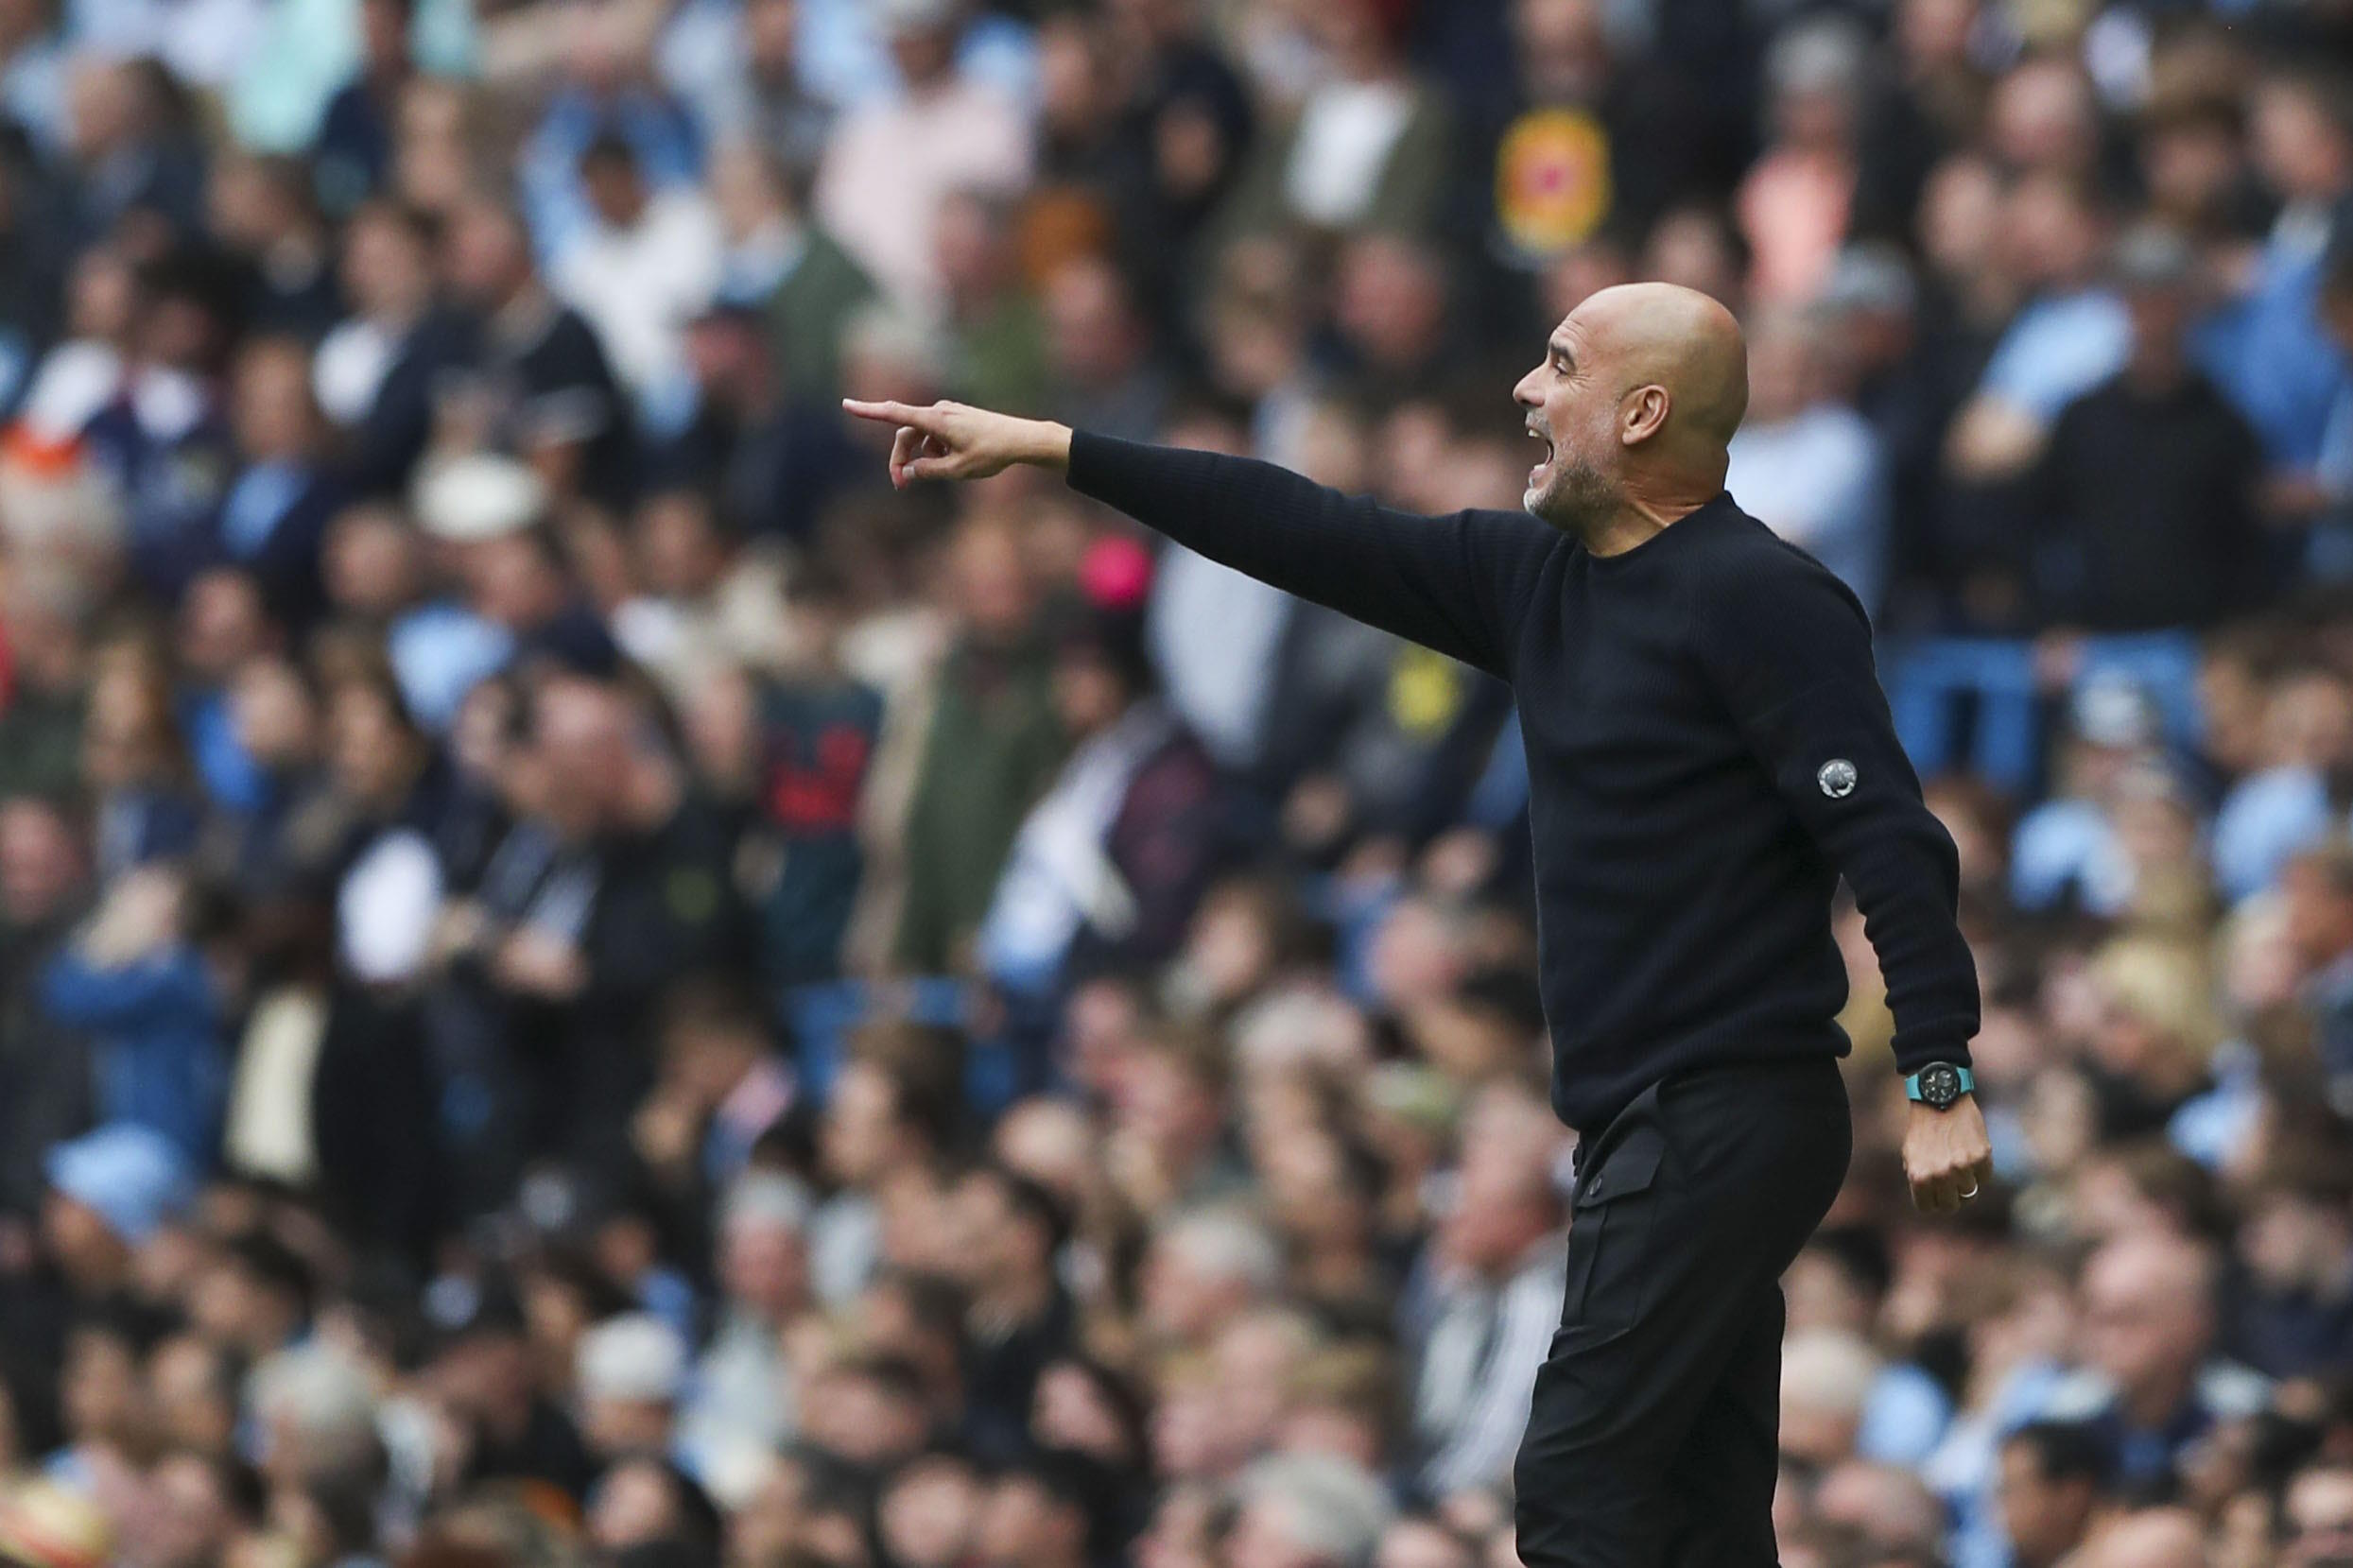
left=576, top=1313, right=689, bottom=1404
left=413, top=452, right=546, bottom=543
left=337, top=831, right=443, bottom=984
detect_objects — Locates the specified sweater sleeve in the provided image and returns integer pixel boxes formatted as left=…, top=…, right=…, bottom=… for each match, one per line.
left=1689, top=553, right=1981, bottom=1077
left=1065, top=432, right=1560, bottom=681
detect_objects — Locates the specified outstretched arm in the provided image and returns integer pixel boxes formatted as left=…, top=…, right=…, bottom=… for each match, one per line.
left=843, top=400, right=1559, bottom=680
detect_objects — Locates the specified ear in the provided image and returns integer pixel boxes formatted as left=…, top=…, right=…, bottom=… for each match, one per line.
left=1618, top=386, right=1670, bottom=447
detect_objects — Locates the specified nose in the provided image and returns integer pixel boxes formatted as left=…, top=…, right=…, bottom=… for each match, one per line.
left=1514, top=369, right=1541, bottom=409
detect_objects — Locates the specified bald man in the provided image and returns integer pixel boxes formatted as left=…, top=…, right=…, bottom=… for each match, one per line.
left=848, top=283, right=1989, bottom=1567
left=2073, top=1508, right=2207, bottom=1568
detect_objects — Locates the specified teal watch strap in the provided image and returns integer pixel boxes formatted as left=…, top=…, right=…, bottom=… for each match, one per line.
left=1904, top=1065, right=1976, bottom=1102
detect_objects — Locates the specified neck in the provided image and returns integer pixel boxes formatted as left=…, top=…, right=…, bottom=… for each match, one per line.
left=2123, top=1364, right=2194, bottom=1430
left=2123, top=347, right=2185, bottom=394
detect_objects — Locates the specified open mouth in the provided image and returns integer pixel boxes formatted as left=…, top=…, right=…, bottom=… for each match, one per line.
left=1527, top=423, right=1554, bottom=483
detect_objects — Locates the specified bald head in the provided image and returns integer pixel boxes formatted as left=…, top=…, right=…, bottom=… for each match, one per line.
left=2077, top=1508, right=2204, bottom=1568
left=1514, top=283, right=1747, bottom=544
left=1575, top=283, right=1749, bottom=445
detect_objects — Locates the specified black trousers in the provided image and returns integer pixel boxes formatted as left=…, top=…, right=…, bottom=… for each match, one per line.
left=1514, top=1056, right=1854, bottom=1568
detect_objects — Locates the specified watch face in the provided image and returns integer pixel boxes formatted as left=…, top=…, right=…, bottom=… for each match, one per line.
left=1919, top=1063, right=1961, bottom=1109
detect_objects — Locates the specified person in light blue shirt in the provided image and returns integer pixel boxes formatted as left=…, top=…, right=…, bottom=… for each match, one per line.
left=2219, top=71, right=2353, bottom=476
left=1725, top=307, right=1890, bottom=614
left=1946, top=177, right=2130, bottom=483
left=2210, top=668, right=2351, bottom=903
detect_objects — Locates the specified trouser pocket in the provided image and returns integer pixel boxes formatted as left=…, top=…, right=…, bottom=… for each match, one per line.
left=1561, top=1120, right=1665, bottom=1338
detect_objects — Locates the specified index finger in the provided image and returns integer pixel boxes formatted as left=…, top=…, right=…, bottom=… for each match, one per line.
left=842, top=398, right=941, bottom=432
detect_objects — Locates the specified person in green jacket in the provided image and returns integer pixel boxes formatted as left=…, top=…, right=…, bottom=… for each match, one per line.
left=712, top=140, right=880, bottom=411
left=892, top=513, right=1067, bottom=973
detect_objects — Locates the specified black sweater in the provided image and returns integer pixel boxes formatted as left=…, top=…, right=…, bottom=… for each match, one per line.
left=1065, top=433, right=1979, bottom=1131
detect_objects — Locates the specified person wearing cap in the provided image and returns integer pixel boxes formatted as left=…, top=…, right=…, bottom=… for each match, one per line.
left=661, top=299, right=869, bottom=544
left=575, top=1311, right=691, bottom=1467
left=2022, top=223, right=2265, bottom=635
left=40, top=1125, right=193, bottom=1288
left=0, top=1127, right=188, bottom=1457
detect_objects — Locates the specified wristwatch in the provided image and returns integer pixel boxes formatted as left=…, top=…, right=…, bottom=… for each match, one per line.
left=1905, top=1061, right=1975, bottom=1110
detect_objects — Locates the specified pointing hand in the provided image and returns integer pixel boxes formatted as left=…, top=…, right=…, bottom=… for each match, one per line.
left=840, top=399, right=1073, bottom=489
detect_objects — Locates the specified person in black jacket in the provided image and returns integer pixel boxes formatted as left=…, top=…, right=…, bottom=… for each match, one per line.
left=847, top=279, right=1990, bottom=1568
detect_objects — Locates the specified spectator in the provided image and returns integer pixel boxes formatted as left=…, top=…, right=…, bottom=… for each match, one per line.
left=441, top=193, right=635, bottom=510
left=40, top=865, right=226, bottom=1163
left=704, top=139, right=874, bottom=410
left=2285, top=1463, right=2353, bottom=1568
left=1226, top=0, right=1451, bottom=242
left=2027, top=225, right=2265, bottom=632
left=1945, top=174, right=2126, bottom=483
left=2043, top=1230, right=2269, bottom=1493
left=953, top=1162, right=1075, bottom=1462
left=813, top=0, right=1031, bottom=317
left=1222, top=1451, right=1394, bottom=1568
left=1996, top=1421, right=2109, bottom=1568
left=1401, top=1088, right=1566, bottom=1501
left=1724, top=303, right=1889, bottom=612
left=977, top=586, right=1217, bottom=1012
left=892, top=511, right=1064, bottom=974
left=575, top=1311, right=690, bottom=1465
left=677, top=1172, right=810, bottom=1489
left=317, top=199, right=462, bottom=496
left=549, top=134, right=722, bottom=415
left=217, top=336, right=344, bottom=630
left=313, top=0, right=416, bottom=213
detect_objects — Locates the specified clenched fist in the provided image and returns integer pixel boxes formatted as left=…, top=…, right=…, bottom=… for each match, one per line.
left=1902, top=1095, right=1995, bottom=1215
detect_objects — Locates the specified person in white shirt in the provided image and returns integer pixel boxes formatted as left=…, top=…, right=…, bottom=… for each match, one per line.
left=550, top=133, right=723, bottom=416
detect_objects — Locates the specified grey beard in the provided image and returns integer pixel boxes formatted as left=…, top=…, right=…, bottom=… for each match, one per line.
left=1526, top=454, right=1618, bottom=530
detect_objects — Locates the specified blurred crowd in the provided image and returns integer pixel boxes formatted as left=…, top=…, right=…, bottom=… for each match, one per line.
left=5, top=0, right=2353, bottom=1567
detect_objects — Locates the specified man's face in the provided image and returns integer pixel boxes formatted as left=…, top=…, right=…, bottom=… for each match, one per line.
left=0, top=801, right=80, bottom=926
left=2080, top=1249, right=2206, bottom=1403
left=447, top=204, right=528, bottom=306
left=582, top=155, right=645, bottom=229
left=147, top=1455, right=234, bottom=1568
left=1998, top=1444, right=2091, bottom=1568
left=2286, top=1469, right=2353, bottom=1568
left=822, top=1062, right=901, bottom=1186
left=1514, top=313, right=1623, bottom=527
left=882, top=1459, right=979, bottom=1568
left=718, top=1216, right=805, bottom=1318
